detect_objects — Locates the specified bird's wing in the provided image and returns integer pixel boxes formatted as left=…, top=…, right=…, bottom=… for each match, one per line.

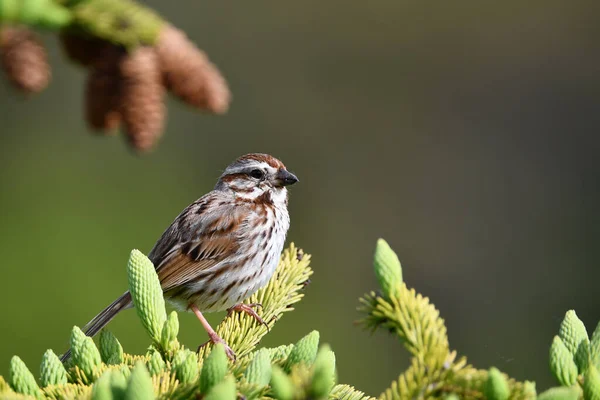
left=148, top=192, right=251, bottom=292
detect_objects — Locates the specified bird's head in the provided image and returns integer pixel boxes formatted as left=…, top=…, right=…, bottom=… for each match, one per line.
left=215, top=153, right=299, bottom=203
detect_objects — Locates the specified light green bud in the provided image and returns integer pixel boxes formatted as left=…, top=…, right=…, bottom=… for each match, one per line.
left=590, top=322, right=600, bottom=369
left=537, top=386, right=580, bottom=400
left=70, top=325, right=87, bottom=362
left=270, top=366, right=294, bottom=400
left=110, top=369, right=128, bottom=398
left=91, top=370, right=113, bottom=400
left=9, top=356, right=42, bottom=398
left=146, top=350, right=166, bottom=376
left=160, top=311, right=179, bottom=352
left=268, top=344, right=294, bottom=363
left=127, top=249, right=167, bottom=344
left=99, top=330, right=124, bottom=365
left=173, top=349, right=199, bottom=384
left=310, top=344, right=336, bottom=398
left=559, top=310, right=589, bottom=372
left=204, top=375, right=236, bottom=400
left=245, top=348, right=271, bottom=387
left=125, top=362, right=155, bottom=400
left=79, top=337, right=103, bottom=379
left=40, top=349, right=68, bottom=387
left=550, top=336, right=579, bottom=386
left=284, top=331, right=319, bottom=372
left=586, top=364, right=600, bottom=400
left=200, top=344, right=228, bottom=393
left=373, top=239, right=402, bottom=297
left=483, top=367, right=509, bottom=400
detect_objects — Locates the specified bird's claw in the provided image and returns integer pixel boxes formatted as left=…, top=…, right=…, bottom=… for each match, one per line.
left=227, top=303, right=270, bottom=332
left=197, top=334, right=236, bottom=361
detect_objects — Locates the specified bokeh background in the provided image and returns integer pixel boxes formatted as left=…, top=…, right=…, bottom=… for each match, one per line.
left=1, top=0, right=599, bottom=395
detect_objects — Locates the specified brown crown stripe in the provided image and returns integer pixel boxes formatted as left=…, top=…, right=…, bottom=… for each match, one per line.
left=237, top=153, right=285, bottom=169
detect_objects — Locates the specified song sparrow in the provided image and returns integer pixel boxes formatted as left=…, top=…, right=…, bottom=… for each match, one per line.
left=61, top=153, right=298, bottom=361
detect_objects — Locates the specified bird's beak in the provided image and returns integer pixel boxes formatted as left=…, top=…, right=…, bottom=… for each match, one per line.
left=276, top=169, right=299, bottom=186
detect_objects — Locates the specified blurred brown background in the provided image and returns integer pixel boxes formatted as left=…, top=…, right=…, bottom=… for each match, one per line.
left=1, top=0, right=599, bottom=395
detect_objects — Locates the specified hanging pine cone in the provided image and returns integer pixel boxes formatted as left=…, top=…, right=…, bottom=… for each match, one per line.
left=117, top=46, right=165, bottom=152
left=155, top=25, right=230, bottom=114
left=0, top=26, right=51, bottom=94
left=84, top=44, right=123, bottom=133
left=59, top=31, right=116, bottom=67
left=85, top=68, right=122, bottom=133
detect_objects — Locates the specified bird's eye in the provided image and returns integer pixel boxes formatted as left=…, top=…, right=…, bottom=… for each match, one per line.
left=249, top=169, right=265, bottom=179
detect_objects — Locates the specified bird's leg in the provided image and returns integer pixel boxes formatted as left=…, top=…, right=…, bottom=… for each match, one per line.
left=190, top=303, right=236, bottom=361
left=227, top=303, right=270, bottom=332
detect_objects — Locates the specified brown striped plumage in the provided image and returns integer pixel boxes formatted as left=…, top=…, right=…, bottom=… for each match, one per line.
left=61, top=153, right=298, bottom=361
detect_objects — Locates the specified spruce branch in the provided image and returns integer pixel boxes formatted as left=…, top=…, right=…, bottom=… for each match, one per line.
left=3, top=239, right=599, bottom=399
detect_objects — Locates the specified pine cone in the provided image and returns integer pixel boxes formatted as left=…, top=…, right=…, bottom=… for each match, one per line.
left=0, top=26, right=51, bottom=94
left=155, top=25, right=230, bottom=113
left=118, top=46, right=165, bottom=152
left=85, top=67, right=122, bottom=133
left=59, top=31, right=117, bottom=68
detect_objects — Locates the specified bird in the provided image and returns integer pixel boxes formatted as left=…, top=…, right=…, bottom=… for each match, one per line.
left=60, top=153, right=298, bottom=361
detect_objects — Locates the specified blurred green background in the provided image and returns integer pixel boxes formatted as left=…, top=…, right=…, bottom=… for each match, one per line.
left=1, top=0, right=599, bottom=395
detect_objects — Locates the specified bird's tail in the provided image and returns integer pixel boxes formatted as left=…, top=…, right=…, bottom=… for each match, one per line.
left=60, top=291, right=132, bottom=362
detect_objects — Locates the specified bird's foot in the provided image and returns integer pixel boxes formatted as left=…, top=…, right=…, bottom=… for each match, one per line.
left=190, top=302, right=236, bottom=361
left=197, top=332, right=236, bottom=361
left=227, top=303, right=269, bottom=332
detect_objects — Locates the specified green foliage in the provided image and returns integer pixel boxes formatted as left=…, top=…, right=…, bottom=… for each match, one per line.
left=0, top=0, right=164, bottom=48
left=1, top=240, right=599, bottom=399
left=69, top=0, right=163, bottom=48
left=330, top=384, right=375, bottom=400
left=360, top=240, right=534, bottom=399
left=0, top=0, right=72, bottom=29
